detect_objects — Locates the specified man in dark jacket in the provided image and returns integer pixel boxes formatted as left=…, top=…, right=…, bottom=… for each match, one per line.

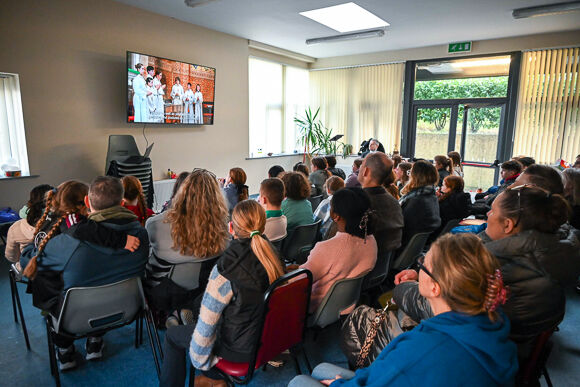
left=358, top=152, right=403, bottom=253
left=21, top=176, right=149, bottom=370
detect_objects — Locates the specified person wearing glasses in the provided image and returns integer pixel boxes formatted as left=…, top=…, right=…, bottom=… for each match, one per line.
left=290, top=234, right=518, bottom=387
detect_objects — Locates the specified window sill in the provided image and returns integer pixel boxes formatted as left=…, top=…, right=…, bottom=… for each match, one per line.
left=245, top=153, right=304, bottom=160
left=0, top=174, right=39, bottom=180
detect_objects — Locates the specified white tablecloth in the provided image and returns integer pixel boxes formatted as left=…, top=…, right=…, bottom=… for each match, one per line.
left=152, top=179, right=176, bottom=213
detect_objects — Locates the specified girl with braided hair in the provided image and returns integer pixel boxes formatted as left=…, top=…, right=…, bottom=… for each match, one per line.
left=291, top=233, right=518, bottom=387
left=122, top=175, right=154, bottom=225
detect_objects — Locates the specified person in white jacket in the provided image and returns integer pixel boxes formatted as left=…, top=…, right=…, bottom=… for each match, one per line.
left=153, top=71, right=166, bottom=122
left=171, top=77, right=184, bottom=123
left=146, top=77, right=157, bottom=123
left=193, top=84, right=203, bottom=124
left=132, top=63, right=147, bottom=122
left=183, top=83, right=194, bottom=124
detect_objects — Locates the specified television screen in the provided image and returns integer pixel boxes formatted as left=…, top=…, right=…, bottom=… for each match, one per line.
left=127, top=51, right=215, bottom=125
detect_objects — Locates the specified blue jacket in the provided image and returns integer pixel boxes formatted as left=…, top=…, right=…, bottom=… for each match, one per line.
left=333, top=311, right=518, bottom=387
left=20, top=220, right=149, bottom=291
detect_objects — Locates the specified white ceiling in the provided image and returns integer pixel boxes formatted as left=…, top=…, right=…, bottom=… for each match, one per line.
left=115, top=0, right=580, bottom=58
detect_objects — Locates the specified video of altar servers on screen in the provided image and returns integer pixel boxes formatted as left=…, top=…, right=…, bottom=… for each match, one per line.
left=127, top=52, right=215, bottom=125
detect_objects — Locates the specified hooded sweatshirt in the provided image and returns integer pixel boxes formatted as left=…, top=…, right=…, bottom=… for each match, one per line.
left=332, top=311, right=518, bottom=387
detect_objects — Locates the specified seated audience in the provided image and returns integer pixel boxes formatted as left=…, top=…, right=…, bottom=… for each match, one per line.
left=301, top=187, right=377, bottom=313
left=574, top=154, right=580, bottom=169
left=267, top=164, right=284, bottom=178
left=361, top=138, right=381, bottom=158
left=222, top=167, right=249, bottom=212
left=358, top=153, right=403, bottom=253
left=159, top=200, right=284, bottom=386
left=326, top=155, right=346, bottom=179
left=314, top=176, right=345, bottom=239
left=515, top=163, right=564, bottom=194
left=438, top=175, right=471, bottom=230
left=258, top=177, right=287, bottom=241
left=5, top=184, right=53, bottom=264
left=563, top=168, right=580, bottom=229
left=383, top=169, right=400, bottom=200
left=344, top=159, right=362, bottom=188
left=513, top=156, right=535, bottom=170
left=122, top=175, right=154, bottom=225
left=293, top=162, right=310, bottom=177
left=477, top=160, right=523, bottom=204
left=161, top=171, right=189, bottom=212
left=392, top=154, right=402, bottom=170
left=310, top=156, right=331, bottom=197
left=21, top=177, right=149, bottom=370
left=448, top=151, right=463, bottom=177
left=394, top=162, right=412, bottom=192
left=145, top=170, right=229, bottom=325
left=433, top=155, right=453, bottom=187
left=281, top=171, right=314, bottom=231
left=399, top=160, right=441, bottom=246
left=292, top=234, right=517, bottom=387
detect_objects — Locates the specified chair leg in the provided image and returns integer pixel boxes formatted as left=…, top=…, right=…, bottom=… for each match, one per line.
left=289, top=349, right=301, bottom=375
left=135, top=315, right=141, bottom=348
left=147, top=309, right=163, bottom=360
left=45, top=317, right=61, bottom=386
left=144, top=311, right=161, bottom=378
left=543, top=367, right=553, bottom=387
left=12, top=275, right=31, bottom=350
left=139, top=314, right=144, bottom=345
left=188, top=364, right=195, bottom=387
left=9, top=271, right=18, bottom=323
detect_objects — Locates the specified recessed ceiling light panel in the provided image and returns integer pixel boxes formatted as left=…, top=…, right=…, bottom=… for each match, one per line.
left=300, top=2, right=389, bottom=33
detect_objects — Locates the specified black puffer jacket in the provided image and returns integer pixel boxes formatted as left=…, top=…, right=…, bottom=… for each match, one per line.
left=438, top=191, right=471, bottom=231
left=215, top=238, right=271, bottom=362
left=399, top=186, right=441, bottom=246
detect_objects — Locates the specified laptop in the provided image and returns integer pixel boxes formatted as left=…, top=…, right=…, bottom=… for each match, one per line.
left=124, top=143, right=154, bottom=164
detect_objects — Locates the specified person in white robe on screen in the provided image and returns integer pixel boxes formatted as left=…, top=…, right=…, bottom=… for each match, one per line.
left=171, top=77, right=184, bottom=123
left=193, top=84, right=203, bottom=124
left=153, top=71, right=166, bottom=122
left=146, top=77, right=157, bottom=123
left=183, top=83, right=194, bottom=124
left=132, top=63, right=147, bottom=123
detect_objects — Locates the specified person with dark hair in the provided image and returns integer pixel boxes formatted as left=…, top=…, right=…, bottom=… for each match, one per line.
left=513, top=156, right=535, bottom=169
left=122, top=176, right=154, bottom=225
left=358, top=153, right=403, bottom=253
left=563, top=168, right=580, bottom=229
left=20, top=177, right=149, bottom=370
left=433, top=155, right=453, bottom=187
left=293, top=162, right=310, bottom=177
left=153, top=71, right=166, bottom=122
left=448, top=151, right=463, bottom=177
left=222, top=167, right=249, bottom=213
left=300, top=187, right=377, bottom=313
left=258, top=177, right=287, bottom=241
left=314, top=176, right=345, bottom=239
left=437, top=175, right=471, bottom=232
left=5, top=184, right=53, bottom=264
left=574, top=154, right=580, bottom=169
left=183, top=82, right=194, bottom=123
left=161, top=171, right=190, bottom=212
left=515, top=164, right=564, bottom=194
left=326, top=155, right=346, bottom=179
left=132, top=63, right=147, bottom=122
left=394, top=162, right=412, bottom=192
left=280, top=172, right=314, bottom=231
left=345, top=159, right=363, bottom=188
left=392, top=154, right=402, bottom=170
left=193, top=84, right=203, bottom=124
left=399, top=160, right=441, bottom=246
left=310, top=156, right=331, bottom=197
left=383, top=169, right=400, bottom=200
left=479, top=160, right=523, bottom=204
left=293, top=234, right=517, bottom=387
left=268, top=165, right=284, bottom=178
left=171, top=77, right=184, bottom=122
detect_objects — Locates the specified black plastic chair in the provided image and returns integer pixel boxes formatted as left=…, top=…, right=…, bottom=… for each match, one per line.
left=307, top=195, right=323, bottom=213
left=361, top=250, right=393, bottom=291
left=45, top=277, right=162, bottom=386
left=280, top=220, right=322, bottom=264
left=516, top=326, right=558, bottom=387
left=9, top=264, right=31, bottom=350
left=437, top=219, right=461, bottom=238
left=391, top=232, right=431, bottom=271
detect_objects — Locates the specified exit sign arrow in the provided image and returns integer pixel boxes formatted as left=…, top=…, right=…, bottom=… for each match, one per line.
left=448, top=42, right=472, bottom=53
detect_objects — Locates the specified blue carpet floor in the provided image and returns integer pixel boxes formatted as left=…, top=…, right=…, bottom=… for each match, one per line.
left=1, top=254, right=579, bottom=386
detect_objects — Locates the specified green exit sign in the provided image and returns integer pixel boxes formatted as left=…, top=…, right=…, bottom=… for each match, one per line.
left=448, top=42, right=472, bottom=53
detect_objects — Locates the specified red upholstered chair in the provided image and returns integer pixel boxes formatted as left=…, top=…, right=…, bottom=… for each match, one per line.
left=189, top=268, right=313, bottom=386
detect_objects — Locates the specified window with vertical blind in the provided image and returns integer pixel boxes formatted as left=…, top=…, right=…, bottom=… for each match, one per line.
left=248, top=57, right=309, bottom=157
left=309, top=63, right=405, bottom=153
left=0, top=73, right=30, bottom=176
left=513, top=48, right=579, bottom=164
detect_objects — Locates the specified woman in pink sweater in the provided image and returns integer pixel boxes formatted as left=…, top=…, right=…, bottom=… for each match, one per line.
left=301, top=187, right=377, bottom=313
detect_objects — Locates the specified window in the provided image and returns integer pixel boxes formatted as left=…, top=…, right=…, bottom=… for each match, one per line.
left=248, top=58, right=309, bottom=157
left=0, top=73, right=30, bottom=177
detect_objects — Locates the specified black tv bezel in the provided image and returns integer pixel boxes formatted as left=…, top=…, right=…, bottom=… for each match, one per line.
left=126, top=50, right=216, bottom=126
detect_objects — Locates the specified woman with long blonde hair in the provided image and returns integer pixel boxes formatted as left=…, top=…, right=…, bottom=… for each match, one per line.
left=145, top=169, right=229, bottom=322
left=160, top=199, right=284, bottom=386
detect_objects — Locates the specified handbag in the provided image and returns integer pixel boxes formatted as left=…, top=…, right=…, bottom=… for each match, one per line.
left=355, top=305, right=389, bottom=368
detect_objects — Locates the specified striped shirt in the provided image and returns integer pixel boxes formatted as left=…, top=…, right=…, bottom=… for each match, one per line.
left=189, top=265, right=234, bottom=370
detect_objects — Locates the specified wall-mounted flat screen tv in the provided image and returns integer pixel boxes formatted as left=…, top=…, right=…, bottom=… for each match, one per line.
left=127, top=51, right=215, bottom=125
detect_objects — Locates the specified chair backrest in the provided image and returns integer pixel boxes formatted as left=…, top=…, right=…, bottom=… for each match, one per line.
left=308, top=272, right=367, bottom=329
left=307, top=195, right=323, bottom=213
left=438, top=219, right=461, bottom=237
left=392, top=232, right=431, bottom=271
left=281, top=220, right=321, bottom=264
left=362, top=250, right=393, bottom=291
left=56, top=277, right=145, bottom=336
left=105, top=135, right=141, bottom=172
left=168, top=256, right=220, bottom=290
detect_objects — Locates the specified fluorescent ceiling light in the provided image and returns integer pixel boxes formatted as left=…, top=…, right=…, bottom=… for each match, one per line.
left=451, top=58, right=511, bottom=68
left=306, top=29, right=385, bottom=45
left=300, top=2, right=389, bottom=33
left=512, top=1, right=580, bottom=19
